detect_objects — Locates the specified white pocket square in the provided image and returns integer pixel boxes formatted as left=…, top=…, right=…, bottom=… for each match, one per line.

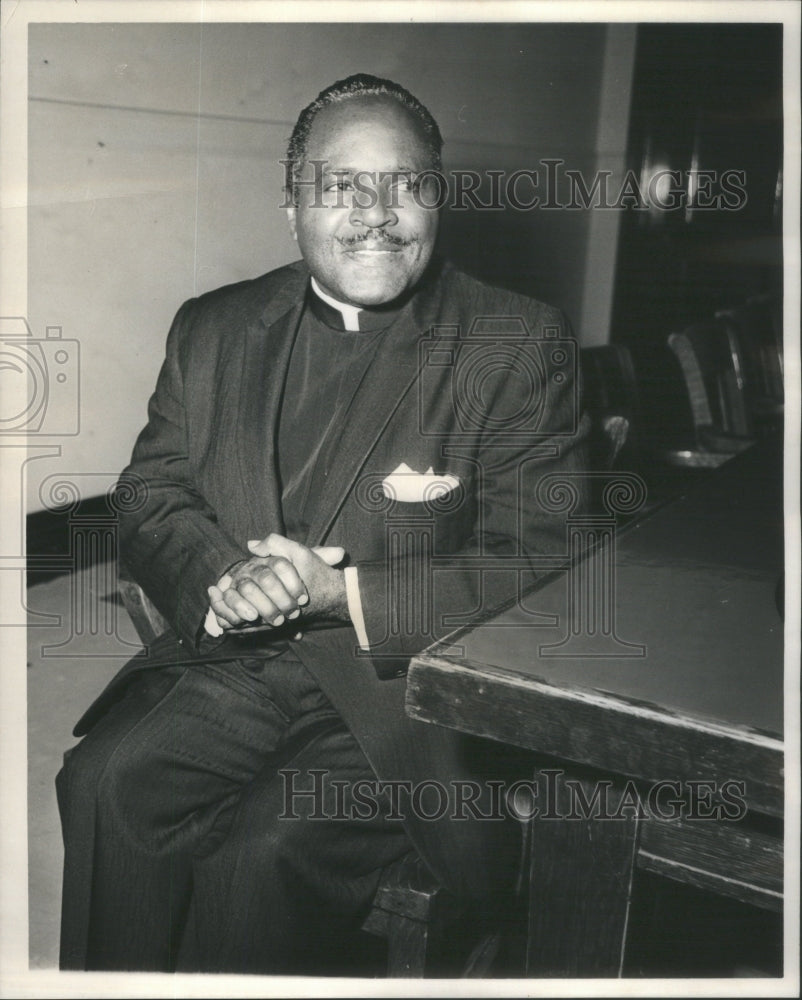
left=382, top=462, right=460, bottom=502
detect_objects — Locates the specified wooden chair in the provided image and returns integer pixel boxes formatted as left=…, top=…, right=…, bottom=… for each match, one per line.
left=664, top=322, right=754, bottom=468
left=118, top=571, right=500, bottom=977
left=716, top=294, right=783, bottom=435
left=362, top=851, right=470, bottom=976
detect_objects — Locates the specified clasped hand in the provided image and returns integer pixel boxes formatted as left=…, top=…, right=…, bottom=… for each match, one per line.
left=207, top=533, right=348, bottom=633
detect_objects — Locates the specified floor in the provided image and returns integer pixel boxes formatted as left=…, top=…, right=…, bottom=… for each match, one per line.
left=26, top=563, right=141, bottom=968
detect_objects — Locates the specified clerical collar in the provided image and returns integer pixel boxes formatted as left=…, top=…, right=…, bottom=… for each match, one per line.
left=310, top=278, right=362, bottom=330
left=308, top=277, right=406, bottom=333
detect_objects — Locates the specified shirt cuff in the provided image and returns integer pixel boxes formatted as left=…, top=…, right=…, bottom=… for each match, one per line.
left=344, top=566, right=370, bottom=650
left=204, top=572, right=233, bottom=637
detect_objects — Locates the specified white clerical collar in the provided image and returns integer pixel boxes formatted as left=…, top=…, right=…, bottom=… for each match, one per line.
left=310, top=277, right=362, bottom=332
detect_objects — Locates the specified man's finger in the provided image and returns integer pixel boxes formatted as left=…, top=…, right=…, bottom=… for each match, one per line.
left=221, top=587, right=261, bottom=622
left=232, top=578, right=284, bottom=625
left=312, top=545, right=346, bottom=566
left=244, top=571, right=298, bottom=622
left=208, top=586, right=244, bottom=626
left=246, top=532, right=292, bottom=558
left=264, top=556, right=309, bottom=608
left=257, top=533, right=305, bottom=562
left=246, top=535, right=346, bottom=568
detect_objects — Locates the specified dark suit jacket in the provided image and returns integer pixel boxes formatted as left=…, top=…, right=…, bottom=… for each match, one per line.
left=78, top=257, right=588, bottom=899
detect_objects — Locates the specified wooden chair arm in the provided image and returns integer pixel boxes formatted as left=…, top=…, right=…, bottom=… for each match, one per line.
left=118, top=576, right=169, bottom=645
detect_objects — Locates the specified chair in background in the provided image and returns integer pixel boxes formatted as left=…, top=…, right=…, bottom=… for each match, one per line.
left=664, top=322, right=755, bottom=468
left=118, top=569, right=503, bottom=977
left=716, top=293, right=783, bottom=436
left=580, top=344, right=642, bottom=472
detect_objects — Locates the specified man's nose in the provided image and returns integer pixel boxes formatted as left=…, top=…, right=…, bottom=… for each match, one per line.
left=349, top=184, right=398, bottom=229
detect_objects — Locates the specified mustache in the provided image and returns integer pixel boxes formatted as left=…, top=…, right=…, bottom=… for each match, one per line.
left=337, top=230, right=415, bottom=249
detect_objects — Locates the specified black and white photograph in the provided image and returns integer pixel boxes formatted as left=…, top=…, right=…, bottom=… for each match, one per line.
left=1, top=1, right=799, bottom=995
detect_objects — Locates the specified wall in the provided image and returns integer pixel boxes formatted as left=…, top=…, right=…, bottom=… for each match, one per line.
left=26, top=21, right=633, bottom=511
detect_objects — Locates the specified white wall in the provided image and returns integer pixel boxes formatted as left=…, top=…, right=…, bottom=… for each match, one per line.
left=26, top=21, right=633, bottom=511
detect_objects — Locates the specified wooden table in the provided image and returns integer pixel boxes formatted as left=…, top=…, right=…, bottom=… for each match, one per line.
left=405, top=442, right=784, bottom=976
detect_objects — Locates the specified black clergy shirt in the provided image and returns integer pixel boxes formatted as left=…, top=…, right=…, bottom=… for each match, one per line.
left=277, top=286, right=405, bottom=545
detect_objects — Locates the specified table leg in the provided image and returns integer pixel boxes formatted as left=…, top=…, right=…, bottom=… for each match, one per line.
left=525, top=771, right=641, bottom=976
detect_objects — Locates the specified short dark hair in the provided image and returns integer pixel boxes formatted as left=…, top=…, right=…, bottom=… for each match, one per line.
left=285, top=73, right=443, bottom=200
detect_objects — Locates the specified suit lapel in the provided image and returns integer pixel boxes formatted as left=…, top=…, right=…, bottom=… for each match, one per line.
left=235, top=265, right=309, bottom=535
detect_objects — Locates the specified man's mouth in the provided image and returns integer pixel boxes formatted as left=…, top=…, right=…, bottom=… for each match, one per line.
left=338, top=232, right=414, bottom=253
left=347, top=248, right=401, bottom=257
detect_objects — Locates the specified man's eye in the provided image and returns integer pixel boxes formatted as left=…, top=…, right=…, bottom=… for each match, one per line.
left=325, top=180, right=354, bottom=192
left=390, top=176, right=415, bottom=192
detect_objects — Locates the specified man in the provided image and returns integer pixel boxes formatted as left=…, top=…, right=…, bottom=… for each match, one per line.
left=57, top=74, right=588, bottom=974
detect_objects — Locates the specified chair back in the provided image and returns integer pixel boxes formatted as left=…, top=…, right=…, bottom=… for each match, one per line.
left=667, top=322, right=753, bottom=443
left=716, top=294, right=783, bottom=433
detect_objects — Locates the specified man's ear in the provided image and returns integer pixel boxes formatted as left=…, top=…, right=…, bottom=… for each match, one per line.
left=286, top=204, right=298, bottom=241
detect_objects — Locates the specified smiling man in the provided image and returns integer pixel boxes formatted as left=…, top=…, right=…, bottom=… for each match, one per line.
left=56, top=74, right=588, bottom=975
left=288, top=95, right=440, bottom=307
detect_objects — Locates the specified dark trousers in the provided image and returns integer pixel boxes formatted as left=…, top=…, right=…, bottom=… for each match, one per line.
left=56, top=652, right=413, bottom=974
